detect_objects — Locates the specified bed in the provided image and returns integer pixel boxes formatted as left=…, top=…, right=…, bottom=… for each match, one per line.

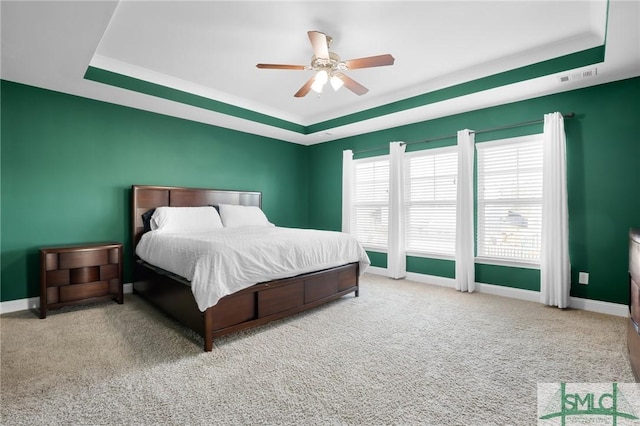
left=131, top=185, right=369, bottom=351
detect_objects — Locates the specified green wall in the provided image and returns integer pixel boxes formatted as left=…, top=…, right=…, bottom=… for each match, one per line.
left=307, top=77, right=640, bottom=304
left=2, top=77, right=639, bottom=306
left=1, top=81, right=309, bottom=302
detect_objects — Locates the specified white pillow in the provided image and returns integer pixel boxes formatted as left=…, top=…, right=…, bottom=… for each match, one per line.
left=218, top=204, right=274, bottom=228
left=150, top=206, right=223, bottom=232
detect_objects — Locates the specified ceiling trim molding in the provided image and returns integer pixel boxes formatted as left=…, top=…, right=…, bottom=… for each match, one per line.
left=83, top=66, right=307, bottom=134
left=306, top=46, right=605, bottom=134
left=84, top=46, right=605, bottom=137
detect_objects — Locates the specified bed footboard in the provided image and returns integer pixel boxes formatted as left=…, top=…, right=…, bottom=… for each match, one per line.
left=134, top=262, right=360, bottom=351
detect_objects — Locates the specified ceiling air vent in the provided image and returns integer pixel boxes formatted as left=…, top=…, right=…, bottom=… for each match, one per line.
left=558, top=67, right=598, bottom=84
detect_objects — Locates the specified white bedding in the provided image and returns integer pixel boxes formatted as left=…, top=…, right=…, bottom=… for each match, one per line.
left=135, top=226, right=370, bottom=311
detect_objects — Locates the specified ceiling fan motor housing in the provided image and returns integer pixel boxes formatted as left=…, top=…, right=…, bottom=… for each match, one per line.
left=311, top=51, right=347, bottom=72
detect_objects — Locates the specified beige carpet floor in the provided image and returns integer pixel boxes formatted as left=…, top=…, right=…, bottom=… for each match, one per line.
left=1, top=274, right=637, bottom=425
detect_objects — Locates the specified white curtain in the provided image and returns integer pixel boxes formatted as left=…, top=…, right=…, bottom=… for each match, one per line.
left=388, top=142, right=406, bottom=279
left=455, top=129, right=475, bottom=292
left=341, top=150, right=353, bottom=234
left=540, top=112, right=571, bottom=308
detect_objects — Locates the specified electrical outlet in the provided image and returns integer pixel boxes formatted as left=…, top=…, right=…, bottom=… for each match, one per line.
left=578, top=272, right=589, bottom=285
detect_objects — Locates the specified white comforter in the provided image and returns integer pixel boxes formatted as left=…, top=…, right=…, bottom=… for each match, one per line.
left=135, top=226, right=370, bottom=311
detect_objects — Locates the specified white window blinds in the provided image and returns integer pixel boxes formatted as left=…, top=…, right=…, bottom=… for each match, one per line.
left=404, top=147, right=458, bottom=256
left=352, top=157, right=390, bottom=249
left=476, top=135, right=543, bottom=262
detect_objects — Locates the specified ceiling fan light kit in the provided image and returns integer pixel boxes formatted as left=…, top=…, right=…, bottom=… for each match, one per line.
left=330, top=74, right=344, bottom=91
left=257, top=30, right=395, bottom=98
left=311, top=69, right=328, bottom=93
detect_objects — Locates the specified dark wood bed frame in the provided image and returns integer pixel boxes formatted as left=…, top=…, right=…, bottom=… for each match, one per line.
left=131, top=185, right=360, bottom=351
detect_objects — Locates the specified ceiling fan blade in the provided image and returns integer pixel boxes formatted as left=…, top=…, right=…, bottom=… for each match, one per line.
left=308, top=31, right=329, bottom=59
left=256, top=64, right=306, bottom=70
left=344, top=54, right=395, bottom=70
left=334, top=73, right=369, bottom=96
left=294, top=76, right=315, bottom=98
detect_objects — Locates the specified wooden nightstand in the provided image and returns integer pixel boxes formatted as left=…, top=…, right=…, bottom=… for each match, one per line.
left=40, top=242, right=123, bottom=319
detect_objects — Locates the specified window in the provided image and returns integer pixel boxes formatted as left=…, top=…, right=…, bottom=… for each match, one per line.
left=404, top=146, right=458, bottom=257
left=476, top=134, right=543, bottom=263
left=352, top=156, right=389, bottom=250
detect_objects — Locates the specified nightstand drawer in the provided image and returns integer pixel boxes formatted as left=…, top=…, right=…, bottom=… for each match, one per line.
left=60, top=281, right=109, bottom=302
left=59, top=250, right=108, bottom=270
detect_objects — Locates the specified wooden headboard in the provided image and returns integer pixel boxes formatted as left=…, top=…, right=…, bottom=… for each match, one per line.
left=131, top=185, right=262, bottom=250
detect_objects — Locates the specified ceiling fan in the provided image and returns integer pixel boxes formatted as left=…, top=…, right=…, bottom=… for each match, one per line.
left=256, top=31, right=395, bottom=98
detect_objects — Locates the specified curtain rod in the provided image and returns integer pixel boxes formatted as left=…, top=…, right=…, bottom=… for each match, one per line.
left=352, top=112, right=575, bottom=155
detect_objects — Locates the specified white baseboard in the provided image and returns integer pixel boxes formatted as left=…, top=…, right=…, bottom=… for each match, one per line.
left=568, top=297, right=629, bottom=317
left=405, top=271, right=456, bottom=289
left=364, top=266, right=388, bottom=276
left=2, top=276, right=628, bottom=318
left=0, top=283, right=134, bottom=315
left=366, top=268, right=628, bottom=317
left=0, top=296, right=40, bottom=314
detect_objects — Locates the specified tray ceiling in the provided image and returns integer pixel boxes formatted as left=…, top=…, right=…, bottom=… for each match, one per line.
left=2, top=1, right=639, bottom=145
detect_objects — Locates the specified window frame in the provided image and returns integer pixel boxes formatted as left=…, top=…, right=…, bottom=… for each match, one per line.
left=404, top=145, right=458, bottom=260
left=351, top=154, right=390, bottom=252
left=475, top=134, right=543, bottom=269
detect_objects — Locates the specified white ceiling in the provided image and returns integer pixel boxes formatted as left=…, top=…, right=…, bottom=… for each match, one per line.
left=2, top=1, right=639, bottom=145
